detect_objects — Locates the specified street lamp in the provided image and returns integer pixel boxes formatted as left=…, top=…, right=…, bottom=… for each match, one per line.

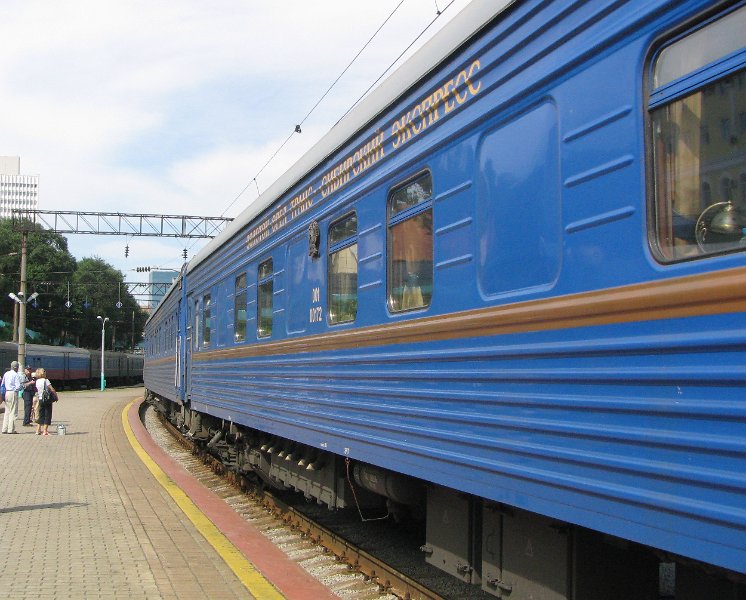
left=97, top=315, right=109, bottom=391
left=8, top=290, right=39, bottom=368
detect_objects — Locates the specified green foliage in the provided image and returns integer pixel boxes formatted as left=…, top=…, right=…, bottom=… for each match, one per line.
left=74, top=258, right=147, bottom=349
left=0, top=218, right=148, bottom=350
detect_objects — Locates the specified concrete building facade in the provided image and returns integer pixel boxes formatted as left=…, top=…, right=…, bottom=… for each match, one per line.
left=150, top=269, right=178, bottom=309
left=0, top=156, right=39, bottom=218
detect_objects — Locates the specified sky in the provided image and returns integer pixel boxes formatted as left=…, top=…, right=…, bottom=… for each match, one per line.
left=0, top=0, right=471, bottom=286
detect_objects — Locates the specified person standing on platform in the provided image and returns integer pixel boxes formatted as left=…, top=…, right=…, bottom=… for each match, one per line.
left=21, top=366, right=36, bottom=426
left=1, top=361, right=23, bottom=434
left=34, top=368, right=57, bottom=437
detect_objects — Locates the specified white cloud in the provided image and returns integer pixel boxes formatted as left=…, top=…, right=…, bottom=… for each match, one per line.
left=0, top=0, right=470, bottom=281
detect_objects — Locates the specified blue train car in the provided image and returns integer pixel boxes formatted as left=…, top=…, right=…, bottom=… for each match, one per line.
left=0, top=342, right=90, bottom=384
left=143, top=271, right=183, bottom=401
left=145, top=1, right=746, bottom=597
left=0, top=342, right=144, bottom=388
left=90, top=350, right=144, bottom=386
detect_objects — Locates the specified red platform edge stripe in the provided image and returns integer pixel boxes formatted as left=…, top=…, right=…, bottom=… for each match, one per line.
left=128, top=398, right=340, bottom=600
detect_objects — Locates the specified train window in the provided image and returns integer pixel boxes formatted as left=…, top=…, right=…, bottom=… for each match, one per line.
left=257, top=259, right=273, bottom=338
left=202, top=294, right=211, bottom=347
left=387, top=173, right=433, bottom=312
left=328, top=213, right=358, bottom=324
left=649, top=5, right=746, bottom=261
left=234, top=273, right=247, bottom=342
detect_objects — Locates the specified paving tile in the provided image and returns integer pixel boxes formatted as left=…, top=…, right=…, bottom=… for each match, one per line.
left=0, top=387, right=254, bottom=599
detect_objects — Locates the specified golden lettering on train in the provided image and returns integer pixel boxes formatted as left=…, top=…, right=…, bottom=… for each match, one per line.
left=466, top=59, right=482, bottom=95
left=271, top=205, right=287, bottom=224
left=246, top=219, right=271, bottom=249
left=290, top=186, right=313, bottom=210
left=291, top=198, right=313, bottom=220
left=393, top=58, right=482, bottom=148
left=246, top=218, right=270, bottom=249
left=321, top=157, right=354, bottom=198
left=270, top=216, right=288, bottom=233
left=352, top=131, right=385, bottom=177
left=454, top=70, right=469, bottom=104
left=321, top=130, right=385, bottom=198
left=443, top=80, right=457, bottom=114
left=247, top=58, right=482, bottom=248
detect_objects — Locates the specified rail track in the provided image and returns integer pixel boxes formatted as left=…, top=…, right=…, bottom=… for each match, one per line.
left=143, top=402, right=455, bottom=600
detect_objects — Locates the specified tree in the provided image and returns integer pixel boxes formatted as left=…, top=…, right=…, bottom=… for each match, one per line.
left=0, top=218, right=77, bottom=343
left=73, top=257, right=147, bottom=350
left=0, top=219, right=148, bottom=349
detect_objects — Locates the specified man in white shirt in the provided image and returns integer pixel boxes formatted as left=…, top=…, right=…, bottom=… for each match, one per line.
left=2, top=361, right=23, bottom=434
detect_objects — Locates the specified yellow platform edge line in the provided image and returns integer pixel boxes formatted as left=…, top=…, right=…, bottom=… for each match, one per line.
left=122, top=401, right=285, bottom=600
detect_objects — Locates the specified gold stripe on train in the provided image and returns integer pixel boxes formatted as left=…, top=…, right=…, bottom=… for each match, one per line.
left=147, top=356, right=177, bottom=367
left=191, top=267, right=746, bottom=362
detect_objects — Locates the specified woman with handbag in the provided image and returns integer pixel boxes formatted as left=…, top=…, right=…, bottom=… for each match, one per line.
left=34, top=368, right=57, bottom=436
left=21, top=366, right=36, bottom=426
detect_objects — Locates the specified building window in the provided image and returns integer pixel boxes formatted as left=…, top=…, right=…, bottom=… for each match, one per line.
left=234, top=273, right=247, bottom=342
left=202, top=294, right=211, bottom=347
left=387, top=172, right=433, bottom=312
left=649, top=5, right=746, bottom=261
left=257, top=259, right=273, bottom=338
left=328, top=213, right=358, bottom=324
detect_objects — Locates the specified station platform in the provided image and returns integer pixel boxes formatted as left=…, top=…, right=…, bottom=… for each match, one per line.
left=0, top=386, right=339, bottom=600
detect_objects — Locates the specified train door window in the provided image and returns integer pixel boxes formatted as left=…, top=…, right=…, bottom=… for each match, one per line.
left=649, top=5, right=746, bottom=261
left=202, top=294, right=211, bottom=347
left=234, top=273, right=247, bottom=342
left=257, top=259, right=273, bottom=338
left=328, top=212, right=358, bottom=324
left=387, top=172, right=433, bottom=312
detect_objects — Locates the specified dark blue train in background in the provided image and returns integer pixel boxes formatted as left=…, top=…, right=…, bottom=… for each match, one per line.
left=0, top=341, right=143, bottom=388
left=144, top=1, right=746, bottom=597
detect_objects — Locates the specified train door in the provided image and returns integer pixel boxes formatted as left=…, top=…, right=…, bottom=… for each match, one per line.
left=184, top=299, right=193, bottom=400
left=176, top=301, right=185, bottom=401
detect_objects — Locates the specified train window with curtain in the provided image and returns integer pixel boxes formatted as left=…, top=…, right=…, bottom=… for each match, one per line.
left=257, top=259, right=273, bottom=338
left=387, top=172, right=433, bottom=312
left=328, top=212, right=358, bottom=324
left=202, top=294, right=211, bottom=347
left=234, top=273, right=247, bottom=342
left=649, top=5, right=746, bottom=261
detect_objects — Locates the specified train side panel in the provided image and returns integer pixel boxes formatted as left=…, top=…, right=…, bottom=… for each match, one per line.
left=25, top=344, right=90, bottom=383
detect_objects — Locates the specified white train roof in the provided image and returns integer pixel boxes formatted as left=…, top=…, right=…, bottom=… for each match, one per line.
left=188, top=0, right=514, bottom=274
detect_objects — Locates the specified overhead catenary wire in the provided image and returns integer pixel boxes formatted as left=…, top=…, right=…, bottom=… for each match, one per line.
left=341, top=0, right=459, bottom=121
left=220, top=0, right=454, bottom=219
left=220, top=1, right=407, bottom=217
left=294, top=0, right=407, bottom=132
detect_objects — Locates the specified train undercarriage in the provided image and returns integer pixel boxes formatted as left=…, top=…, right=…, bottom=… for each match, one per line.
left=148, top=392, right=746, bottom=600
